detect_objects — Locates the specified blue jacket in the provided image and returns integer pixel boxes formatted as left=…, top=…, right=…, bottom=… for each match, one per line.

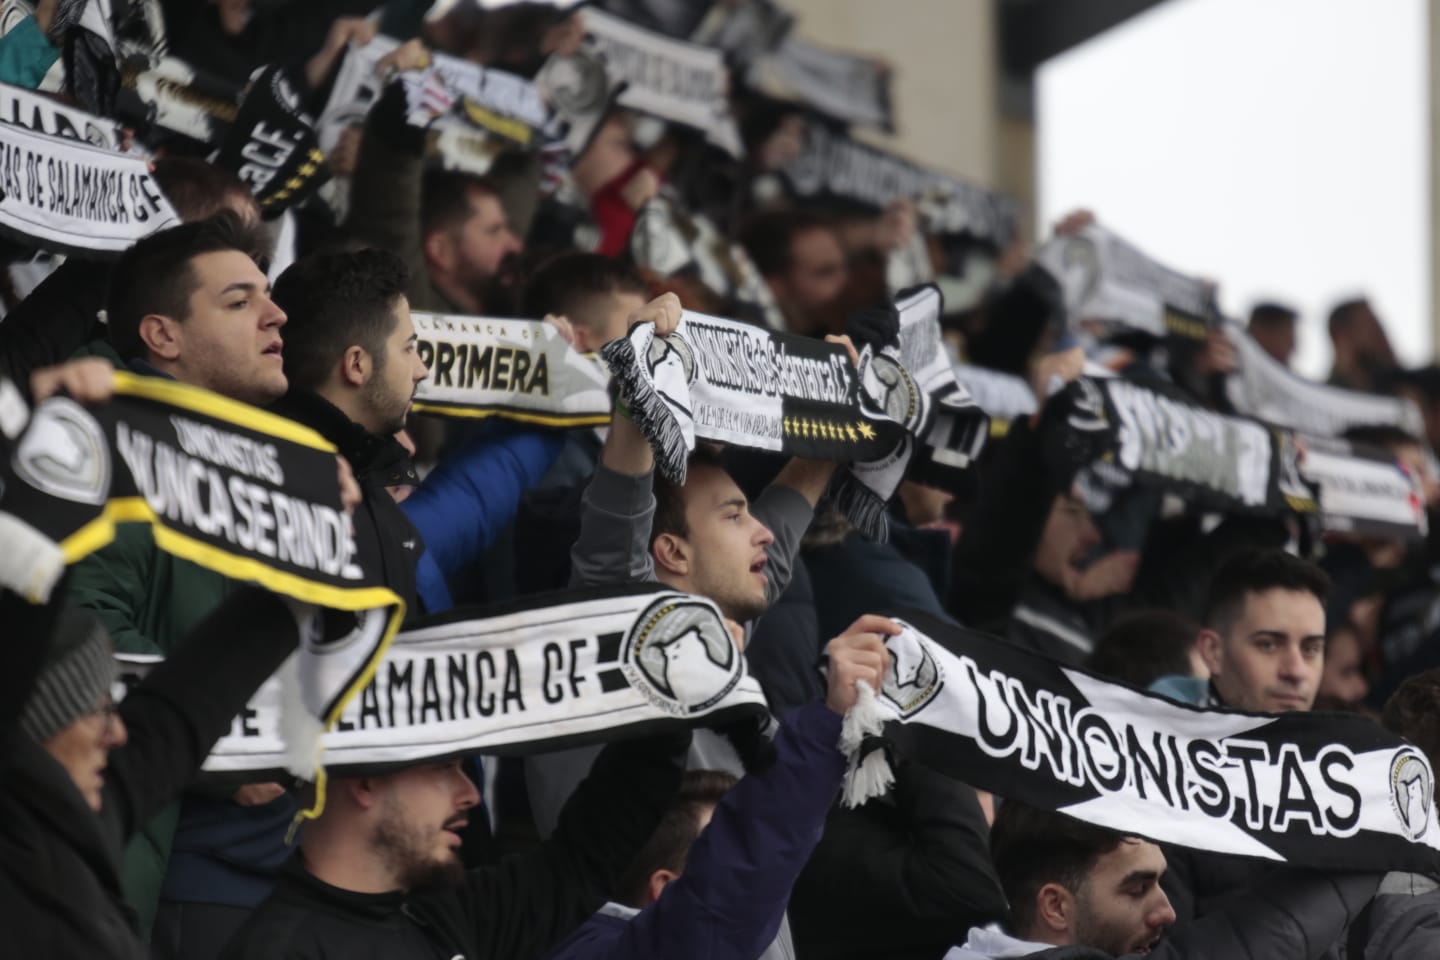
left=546, top=698, right=845, bottom=960
left=401, top=426, right=563, bottom=611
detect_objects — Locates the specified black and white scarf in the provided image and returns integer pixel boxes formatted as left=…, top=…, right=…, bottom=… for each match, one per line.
left=603, top=306, right=897, bottom=476
left=0, top=79, right=126, bottom=151
left=687, top=0, right=792, bottom=69
left=0, top=114, right=178, bottom=255
left=1224, top=319, right=1426, bottom=439
left=1034, top=224, right=1218, bottom=343
left=1, top=372, right=406, bottom=784
left=1045, top=375, right=1319, bottom=519
left=410, top=312, right=612, bottom=426
left=604, top=296, right=988, bottom=539
left=889, top=285, right=989, bottom=491
left=116, top=585, right=769, bottom=781
left=582, top=7, right=743, bottom=157
left=121, top=54, right=240, bottom=145
left=629, top=193, right=785, bottom=329
left=782, top=117, right=1018, bottom=247
left=746, top=35, right=893, bottom=132
left=842, top=611, right=1440, bottom=873
left=950, top=363, right=1037, bottom=435
left=53, top=0, right=166, bottom=117
left=212, top=64, right=329, bottom=213
left=1300, top=433, right=1429, bottom=541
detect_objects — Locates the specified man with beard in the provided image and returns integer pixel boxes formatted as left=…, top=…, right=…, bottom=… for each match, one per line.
left=220, top=723, right=688, bottom=960
left=1327, top=297, right=1398, bottom=393
left=348, top=40, right=525, bottom=318
left=946, top=802, right=1377, bottom=959
left=740, top=209, right=850, bottom=337
left=270, top=247, right=561, bottom=614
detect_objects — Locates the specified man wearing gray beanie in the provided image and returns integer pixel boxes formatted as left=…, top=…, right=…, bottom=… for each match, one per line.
left=0, top=584, right=321, bottom=959
left=17, top=606, right=125, bottom=812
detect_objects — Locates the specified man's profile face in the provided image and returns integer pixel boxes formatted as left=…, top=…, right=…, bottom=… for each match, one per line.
left=1250, top=320, right=1295, bottom=367
left=370, top=759, right=478, bottom=892
left=680, top=465, right=775, bottom=623
left=362, top=296, right=429, bottom=435
left=1202, top=588, right=1325, bottom=713
left=452, top=190, right=523, bottom=294
left=1033, top=494, right=1101, bottom=596
left=781, top=227, right=847, bottom=311
left=169, top=250, right=288, bottom=404
left=1071, top=839, right=1175, bottom=956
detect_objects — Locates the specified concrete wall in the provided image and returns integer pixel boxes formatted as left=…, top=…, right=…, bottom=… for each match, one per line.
left=780, top=0, right=999, bottom=188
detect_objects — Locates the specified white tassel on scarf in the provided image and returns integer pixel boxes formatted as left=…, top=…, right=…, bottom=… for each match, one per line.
left=840, top=678, right=894, bottom=808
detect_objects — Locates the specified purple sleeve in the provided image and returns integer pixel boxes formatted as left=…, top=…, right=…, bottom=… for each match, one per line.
left=555, top=699, right=844, bottom=960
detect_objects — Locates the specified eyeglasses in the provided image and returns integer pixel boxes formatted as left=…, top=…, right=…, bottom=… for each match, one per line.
left=90, top=698, right=121, bottom=735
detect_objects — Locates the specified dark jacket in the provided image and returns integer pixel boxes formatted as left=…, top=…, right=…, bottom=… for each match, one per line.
left=1, top=588, right=303, bottom=959
left=745, top=562, right=823, bottom=718
left=220, top=732, right=687, bottom=960
left=1347, top=871, right=1440, bottom=960
left=805, top=529, right=955, bottom=643
left=790, top=760, right=1006, bottom=960
left=1006, top=577, right=1097, bottom=666
left=946, top=870, right=1379, bottom=960
left=348, top=83, right=458, bottom=315
left=0, top=258, right=110, bottom=397
left=270, top=389, right=425, bottom=615
left=545, top=699, right=845, bottom=960
left=155, top=388, right=427, bottom=918
left=61, top=356, right=242, bottom=927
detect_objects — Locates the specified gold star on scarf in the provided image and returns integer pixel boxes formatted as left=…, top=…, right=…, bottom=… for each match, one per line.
left=857, top=423, right=876, bottom=440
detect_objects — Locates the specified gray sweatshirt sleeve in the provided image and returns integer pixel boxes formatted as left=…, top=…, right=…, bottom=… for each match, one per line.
left=570, top=464, right=657, bottom=588
left=750, top=484, right=816, bottom=608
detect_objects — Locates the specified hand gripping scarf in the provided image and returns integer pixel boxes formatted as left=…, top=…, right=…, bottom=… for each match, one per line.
left=840, top=611, right=1440, bottom=874
left=116, top=585, right=770, bottom=780
left=0, top=373, right=405, bottom=814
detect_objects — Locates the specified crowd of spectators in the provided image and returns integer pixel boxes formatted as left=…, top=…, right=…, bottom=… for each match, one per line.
left=6, top=2, right=1440, bottom=959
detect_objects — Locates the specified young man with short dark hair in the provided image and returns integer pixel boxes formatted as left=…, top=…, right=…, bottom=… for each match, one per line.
left=522, top=252, right=650, bottom=355
left=1195, top=547, right=1330, bottom=714
left=270, top=247, right=561, bottom=614
left=63, top=213, right=295, bottom=950
left=1151, top=548, right=1331, bottom=927
left=947, top=802, right=1377, bottom=959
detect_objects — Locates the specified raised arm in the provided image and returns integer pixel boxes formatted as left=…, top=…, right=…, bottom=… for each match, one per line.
left=570, top=295, right=681, bottom=588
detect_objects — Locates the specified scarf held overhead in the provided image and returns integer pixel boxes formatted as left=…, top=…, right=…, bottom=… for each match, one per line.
left=0, top=116, right=178, bottom=255
left=410, top=311, right=612, bottom=426
left=1224, top=318, right=1426, bottom=439
left=116, top=585, right=770, bottom=780
left=847, top=611, right=1440, bottom=874
left=1035, top=224, right=1218, bottom=342
left=582, top=8, right=743, bottom=157
left=1047, top=375, right=1319, bottom=518
left=782, top=117, right=1017, bottom=247
left=0, top=372, right=405, bottom=729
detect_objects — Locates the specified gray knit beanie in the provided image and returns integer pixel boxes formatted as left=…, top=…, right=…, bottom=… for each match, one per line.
left=20, top=607, right=117, bottom=743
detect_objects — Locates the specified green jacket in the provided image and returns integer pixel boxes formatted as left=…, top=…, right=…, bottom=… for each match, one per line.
left=64, top=352, right=233, bottom=936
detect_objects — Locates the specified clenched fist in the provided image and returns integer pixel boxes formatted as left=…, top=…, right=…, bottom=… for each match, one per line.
left=825, top=614, right=898, bottom=714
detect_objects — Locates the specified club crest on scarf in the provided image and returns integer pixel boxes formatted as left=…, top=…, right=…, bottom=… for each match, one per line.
left=1391, top=748, right=1435, bottom=842
left=881, top=627, right=943, bottom=718
left=858, top=349, right=924, bottom=432
left=647, top=329, right=697, bottom=391
left=12, top=394, right=110, bottom=505
left=623, top=595, right=742, bottom=715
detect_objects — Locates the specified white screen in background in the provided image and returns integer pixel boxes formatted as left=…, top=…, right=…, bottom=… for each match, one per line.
left=1038, top=0, right=1430, bottom=379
